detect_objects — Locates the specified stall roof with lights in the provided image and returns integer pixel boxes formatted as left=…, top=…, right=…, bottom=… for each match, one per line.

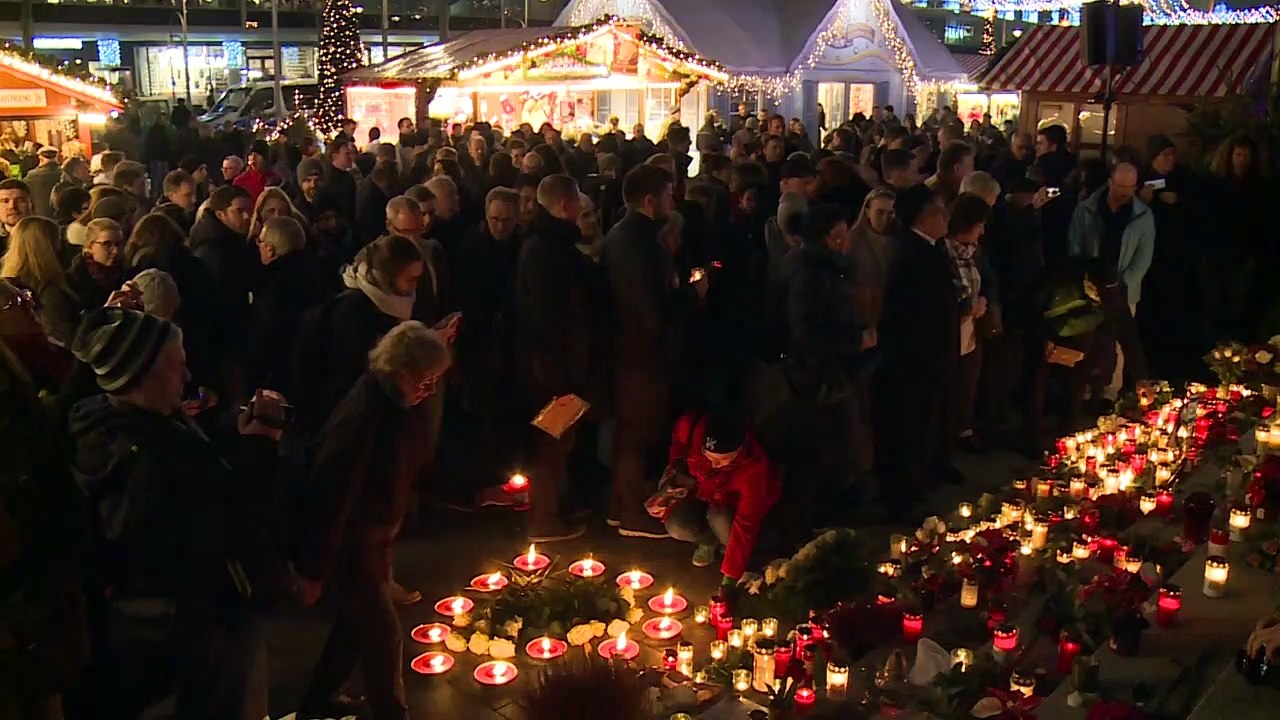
left=345, top=17, right=728, bottom=85
left=983, top=22, right=1277, bottom=97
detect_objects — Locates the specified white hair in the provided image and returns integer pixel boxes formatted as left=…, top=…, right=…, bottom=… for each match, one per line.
left=131, top=268, right=181, bottom=320
left=368, top=320, right=452, bottom=379
left=960, top=171, right=1001, bottom=205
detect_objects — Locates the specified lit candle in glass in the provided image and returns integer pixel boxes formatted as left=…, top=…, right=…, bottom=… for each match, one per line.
left=1124, top=551, right=1143, bottom=575
left=951, top=647, right=974, bottom=672
left=732, top=668, right=751, bottom=693
left=1013, top=477, right=1029, bottom=494
left=1010, top=669, right=1036, bottom=697
left=993, top=623, right=1019, bottom=656
left=1157, top=584, right=1182, bottom=627
left=727, top=629, right=745, bottom=648
left=1031, top=516, right=1049, bottom=549
left=959, top=501, right=973, bottom=518
left=677, top=641, right=694, bottom=663
left=1072, top=538, right=1091, bottom=561
left=1140, top=492, right=1158, bottom=515
left=504, top=472, right=529, bottom=494
left=1057, top=630, right=1083, bottom=674
left=710, top=640, right=728, bottom=661
left=1230, top=505, right=1252, bottom=541
left=1056, top=548, right=1073, bottom=564
left=1002, top=499, right=1025, bottom=526
left=1063, top=502, right=1079, bottom=520
left=889, top=534, right=907, bottom=559
left=902, top=611, right=924, bottom=642
left=751, top=640, right=776, bottom=691
left=1203, top=555, right=1230, bottom=598
left=795, top=685, right=816, bottom=707
left=692, top=605, right=709, bottom=624
left=1069, top=476, right=1087, bottom=499
left=693, top=671, right=707, bottom=684
left=960, top=577, right=979, bottom=609
left=826, top=660, right=849, bottom=699
left=513, top=543, right=551, bottom=571
left=761, top=617, right=779, bottom=638
left=740, top=618, right=758, bottom=640
left=877, top=559, right=903, bottom=577
left=774, top=639, right=793, bottom=668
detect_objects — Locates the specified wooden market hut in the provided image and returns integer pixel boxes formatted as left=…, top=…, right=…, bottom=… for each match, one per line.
left=343, top=17, right=728, bottom=138
left=982, top=22, right=1278, bottom=155
left=0, top=45, right=121, bottom=155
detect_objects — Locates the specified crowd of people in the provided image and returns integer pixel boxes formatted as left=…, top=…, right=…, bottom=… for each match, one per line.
left=0, top=97, right=1273, bottom=719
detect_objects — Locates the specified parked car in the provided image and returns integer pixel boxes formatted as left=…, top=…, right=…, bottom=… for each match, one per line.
left=199, top=79, right=318, bottom=128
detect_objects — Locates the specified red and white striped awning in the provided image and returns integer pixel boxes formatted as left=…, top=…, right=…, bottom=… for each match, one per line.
left=983, top=23, right=1276, bottom=98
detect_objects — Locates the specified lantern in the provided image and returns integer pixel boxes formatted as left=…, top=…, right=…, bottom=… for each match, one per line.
left=1156, top=584, right=1182, bottom=627
left=960, top=577, right=979, bottom=609
left=993, top=624, right=1019, bottom=652
left=1010, top=669, right=1036, bottom=697
left=1230, top=505, right=1252, bottom=541
left=1203, top=556, right=1230, bottom=598
left=826, top=660, right=849, bottom=699
left=751, top=640, right=776, bottom=692
left=902, top=611, right=924, bottom=642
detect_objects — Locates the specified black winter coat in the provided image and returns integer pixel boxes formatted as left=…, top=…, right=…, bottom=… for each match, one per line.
left=600, top=210, right=687, bottom=375
left=323, top=288, right=401, bottom=422
left=247, top=251, right=321, bottom=392
left=455, top=224, right=520, bottom=373
left=67, top=254, right=121, bottom=314
left=189, top=212, right=258, bottom=354
left=514, top=207, right=591, bottom=410
left=324, top=161, right=358, bottom=226
left=780, top=242, right=864, bottom=399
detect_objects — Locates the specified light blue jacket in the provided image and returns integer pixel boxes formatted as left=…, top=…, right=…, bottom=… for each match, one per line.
left=1067, top=188, right=1155, bottom=306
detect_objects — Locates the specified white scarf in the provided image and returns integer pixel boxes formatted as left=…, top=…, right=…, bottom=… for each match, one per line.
left=341, top=263, right=415, bottom=320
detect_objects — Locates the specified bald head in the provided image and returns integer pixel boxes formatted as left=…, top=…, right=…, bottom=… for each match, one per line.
left=1108, top=162, right=1139, bottom=208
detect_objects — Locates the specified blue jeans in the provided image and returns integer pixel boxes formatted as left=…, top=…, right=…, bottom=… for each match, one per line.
left=665, top=497, right=733, bottom=546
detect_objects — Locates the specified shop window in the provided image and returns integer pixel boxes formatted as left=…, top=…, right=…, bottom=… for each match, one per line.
left=818, top=82, right=846, bottom=131
left=645, top=88, right=673, bottom=134
left=847, top=83, right=875, bottom=120
left=595, top=91, right=612, bottom=126
left=944, top=22, right=974, bottom=44
left=1036, top=102, right=1073, bottom=133
left=1077, top=104, right=1117, bottom=145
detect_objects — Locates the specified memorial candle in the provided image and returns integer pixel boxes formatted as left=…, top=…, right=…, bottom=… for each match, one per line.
left=617, top=569, right=654, bottom=591
left=993, top=624, right=1019, bottom=653
left=649, top=587, right=688, bottom=614
left=752, top=640, right=777, bottom=691
left=825, top=660, right=849, bottom=699
left=1140, top=492, right=1158, bottom=515
left=959, top=501, right=973, bottom=518
left=902, top=611, right=924, bottom=642
left=643, top=616, right=683, bottom=641
left=503, top=473, right=528, bottom=494
left=677, top=641, right=694, bottom=663
left=526, top=636, right=568, bottom=660
left=951, top=647, right=973, bottom=672
left=1058, top=631, right=1082, bottom=673
left=473, top=660, right=517, bottom=686
left=1230, top=505, right=1252, bottom=541
left=568, top=555, right=605, bottom=578
left=1156, top=584, right=1182, bottom=627
left=761, top=617, right=779, bottom=638
left=1010, top=669, right=1036, bottom=697
left=1203, top=556, right=1229, bottom=598
left=710, top=640, right=727, bottom=661
left=727, top=629, right=745, bottom=648
left=692, top=605, right=709, bottom=624
left=513, top=543, right=550, bottom=571
left=794, top=685, right=816, bottom=707
left=410, top=651, right=455, bottom=675
left=598, top=631, right=640, bottom=660
left=960, top=577, right=979, bottom=609
left=740, top=618, right=758, bottom=640
left=732, top=668, right=751, bottom=693
left=774, top=639, right=793, bottom=668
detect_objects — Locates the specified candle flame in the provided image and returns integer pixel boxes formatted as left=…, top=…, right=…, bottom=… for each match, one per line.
left=508, top=473, right=528, bottom=489
left=663, top=587, right=674, bottom=606
left=526, top=544, right=537, bottom=564
left=428, top=628, right=441, bottom=640
left=487, top=571, right=502, bottom=587
left=430, top=654, right=445, bottom=669
left=659, top=617, right=671, bottom=631
left=493, top=662, right=508, bottom=680
left=580, top=557, right=595, bottom=577
left=615, top=631, right=627, bottom=652
left=541, top=637, right=551, bottom=653
left=450, top=597, right=464, bottom=614
left=629, top=570, right=642, bottom=588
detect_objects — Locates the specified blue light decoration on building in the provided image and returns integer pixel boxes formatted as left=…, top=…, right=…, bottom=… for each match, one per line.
left=1067, top=9, right=1081, bottom=25
left=222, top=40, right=245, bottom=69
left=942, top=0, right=961, bottom=10
left=282, top=45, right=300, bottom=66
left=96, top=38, right=121, bottom=67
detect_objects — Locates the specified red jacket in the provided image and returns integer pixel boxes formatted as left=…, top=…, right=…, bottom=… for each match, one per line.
left=668, top=413, right=781, bottom=579
left=232, top=167, right=274, bottom=204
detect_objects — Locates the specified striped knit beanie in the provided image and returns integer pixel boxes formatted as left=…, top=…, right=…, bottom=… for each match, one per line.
left=71, top=307, right=174, bottom=392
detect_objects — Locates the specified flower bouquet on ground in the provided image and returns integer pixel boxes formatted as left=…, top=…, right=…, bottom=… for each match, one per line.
left=738, top=528, right=875, bottom=622
left=1076, top=570, right=1152, bottom=657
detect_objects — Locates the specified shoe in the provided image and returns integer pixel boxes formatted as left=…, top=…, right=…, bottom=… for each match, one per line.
left=605, top=517, right=621, bottom=527
left=692, top=543, right=718, bottom=568
left=389, top=580, right=423, bottom=606
left=618, top=517, right=671, bottom=539
left=529, top=519, right=587, bottom=543
left=477, top=485, right=528, bottom=508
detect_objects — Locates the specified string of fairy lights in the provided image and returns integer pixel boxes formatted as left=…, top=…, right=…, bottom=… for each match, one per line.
left=967, top=0, right=1279, bottom=24
left=315, top=0, right=366, bottom=132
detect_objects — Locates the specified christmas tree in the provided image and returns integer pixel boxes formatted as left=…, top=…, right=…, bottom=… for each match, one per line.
left=315, top=0, right=365, bottom=133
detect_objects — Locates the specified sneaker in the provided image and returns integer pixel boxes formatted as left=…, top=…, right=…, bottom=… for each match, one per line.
left=529, top=519, right=587, bottom=543
left=692, top=543, right=718, bottom=568
left=605, top=517, right=621, bottom=527
left=477, top=485, right=528, bottom=508
left=618, top=517, right=671, bottom=539
left=389, top=581, right=423, bottom=606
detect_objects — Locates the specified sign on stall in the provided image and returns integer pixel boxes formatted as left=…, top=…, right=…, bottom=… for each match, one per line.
left=0, top=89, right=47, bottom=108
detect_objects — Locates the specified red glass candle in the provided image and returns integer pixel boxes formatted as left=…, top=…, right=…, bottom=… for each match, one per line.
left=1157, top=584, right=1182, bottom=628
left=986, top=601, right=1008, bottom=633
left=662, top=648, right=678, bottom=670
left=1130, top=454, right=1147, bottom=475
left=709, top=594, right=728, bottom=623
left=876, top=592, right=897, bottom=606
left=1156, top=489, right=1174, bottom=515
left=1058, top=631, right=1083, bottom=673
left=993, top=623, right=1019, bottom=652
left=774, top=640, right=794, bottom=669
left=1096, top=536, right=1119, bottom=565
left=714, top=614, right=734, bottom=641
left=794, top=623, right=815, bottom=655
left=794, top=684, right=816, bottom=707
left=902, top=611, right=924, bottom=642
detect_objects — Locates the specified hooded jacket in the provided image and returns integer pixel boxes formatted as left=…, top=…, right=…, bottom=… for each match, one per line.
left=1067, top=188, right=1155, bottom=306
left=667, top=412, right=780, bottom=580
left=68, top=395, right=278, bottom=609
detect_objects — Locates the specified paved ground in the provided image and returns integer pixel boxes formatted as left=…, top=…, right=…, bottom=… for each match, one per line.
left=263, top=447, right=1038, bottom=719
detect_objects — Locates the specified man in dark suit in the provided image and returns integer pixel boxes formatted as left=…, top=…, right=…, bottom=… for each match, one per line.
left=876, top=185, right=962, bottom=519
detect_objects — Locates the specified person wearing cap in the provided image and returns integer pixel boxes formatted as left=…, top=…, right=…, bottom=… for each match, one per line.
left=67, top=306, right=286, bottom=720
left=24, top=144, right=61, bottom=217
left=661, top=411, right=780, bottom=579
left=291, top=156, right=329, bottom=226
left=232, top=139, right=277, bottom=204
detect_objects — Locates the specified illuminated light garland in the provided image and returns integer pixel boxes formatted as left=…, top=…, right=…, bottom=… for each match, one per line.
left=981, top=8, right=996, bottom=54
left=967, top=0, right=1279, bottom=25
left=316, top=0, right=366, bottom=133
left=566, top=0, right=682, bottom=45
left=0, top=46, right=118, bottom=106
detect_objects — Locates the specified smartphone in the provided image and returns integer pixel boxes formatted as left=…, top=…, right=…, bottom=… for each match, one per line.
left=1144, top=178, right=1167, bottom=190
left=1045, top=187, right=1062, bottom=199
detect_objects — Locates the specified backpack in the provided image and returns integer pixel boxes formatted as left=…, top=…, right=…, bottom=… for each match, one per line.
left=289, top=288, right=358, bottom=434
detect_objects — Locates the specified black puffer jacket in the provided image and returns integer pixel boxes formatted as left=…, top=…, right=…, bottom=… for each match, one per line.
left=189, top=212, right=259, bottom=354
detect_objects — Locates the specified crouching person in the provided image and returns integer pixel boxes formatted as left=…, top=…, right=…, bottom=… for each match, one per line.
left=657, top=412, right=780, bottom=585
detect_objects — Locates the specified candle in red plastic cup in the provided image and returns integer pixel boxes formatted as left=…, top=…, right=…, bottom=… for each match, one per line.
left=1156, top=585, right=1182, bottom=627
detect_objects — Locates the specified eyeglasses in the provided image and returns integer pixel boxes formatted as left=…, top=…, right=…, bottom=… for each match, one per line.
left=92, top=239, right=121, bottom=249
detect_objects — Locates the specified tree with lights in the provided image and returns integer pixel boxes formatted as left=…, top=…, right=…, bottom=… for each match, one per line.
left=980, top=8, right=995, bottom=55
left=315, top=0, right=366, bottom=133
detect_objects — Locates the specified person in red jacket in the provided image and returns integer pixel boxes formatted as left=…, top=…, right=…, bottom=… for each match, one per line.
left=231, top=140, right=277, bottom=204
left=662, top=411, right=781, bottom=581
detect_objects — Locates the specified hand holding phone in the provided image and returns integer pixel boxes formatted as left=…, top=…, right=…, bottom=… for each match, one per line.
left=689, top=267, right=706, bottom=284
left=433, top=311, right=462, bottom=344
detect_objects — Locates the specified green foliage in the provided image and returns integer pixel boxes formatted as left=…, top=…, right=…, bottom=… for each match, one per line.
left=467, top=563, right=632, bottom=641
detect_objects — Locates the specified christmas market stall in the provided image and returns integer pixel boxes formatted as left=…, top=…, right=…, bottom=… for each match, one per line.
left=983, top=21, right=1278, bottom=154
left=557, top=0, right=969, bottom=137
left=342, top=18, right=728, bottom=137
left=0, top=43, right=120, bottom=156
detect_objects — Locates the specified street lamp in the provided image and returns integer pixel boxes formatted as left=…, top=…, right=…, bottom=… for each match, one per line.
left=179, top=0, right=192, bottom=104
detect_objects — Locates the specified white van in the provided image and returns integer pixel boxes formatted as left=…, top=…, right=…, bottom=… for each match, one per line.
left=199, top=79, right=319, bottom=127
